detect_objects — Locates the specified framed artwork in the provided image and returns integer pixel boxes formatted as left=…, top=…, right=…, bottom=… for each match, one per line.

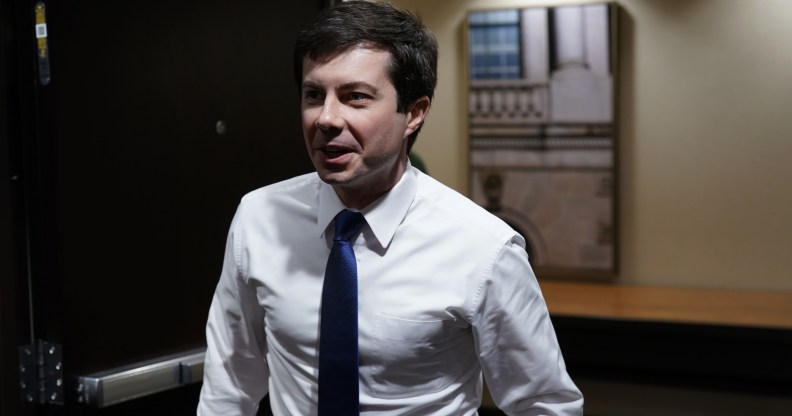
left=467, top=3, right=618, bottom=279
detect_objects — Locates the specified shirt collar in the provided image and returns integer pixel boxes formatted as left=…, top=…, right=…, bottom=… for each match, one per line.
left=317, top=164, right=417, bottom=249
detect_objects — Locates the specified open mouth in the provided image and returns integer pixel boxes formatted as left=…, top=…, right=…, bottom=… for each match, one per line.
left=325, top=149, right=347, bottom=157
left=322, top=147, right=353, bottom=159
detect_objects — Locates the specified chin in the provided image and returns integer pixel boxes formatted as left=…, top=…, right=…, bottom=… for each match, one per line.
left=316, top=169, right=353, bottom=186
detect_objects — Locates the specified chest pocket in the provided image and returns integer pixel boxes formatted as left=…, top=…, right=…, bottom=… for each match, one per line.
left=361, top=313, right=472, bottom=399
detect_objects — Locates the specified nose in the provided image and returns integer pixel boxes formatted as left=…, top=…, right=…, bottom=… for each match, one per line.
left=315, top=98, right=344, bottom=132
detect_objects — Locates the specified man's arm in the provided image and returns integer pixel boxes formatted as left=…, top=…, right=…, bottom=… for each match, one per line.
left=472, top=236, right=584, bottom=415
left=198, top=211, right=269, bottom=415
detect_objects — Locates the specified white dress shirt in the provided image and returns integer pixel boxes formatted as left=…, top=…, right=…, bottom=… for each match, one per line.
left=198, top=165, right=583, bottom=415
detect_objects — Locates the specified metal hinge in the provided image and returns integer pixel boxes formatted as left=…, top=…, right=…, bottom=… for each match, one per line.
left=19, top=341, right=64, bottom=406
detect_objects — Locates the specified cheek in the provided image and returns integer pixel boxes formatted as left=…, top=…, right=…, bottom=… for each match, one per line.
left=301, top=119, right=314, bottom=151
left=375, top=117, right=409, bottom=148
left=359, top=112, right=407, bottom=141
left=300, top=109, right=311, bottom=128
left=301, top=111, right=316, bottom=135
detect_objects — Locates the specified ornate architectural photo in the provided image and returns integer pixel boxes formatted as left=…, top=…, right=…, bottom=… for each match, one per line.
left=467, top=3, right=617, bottom=278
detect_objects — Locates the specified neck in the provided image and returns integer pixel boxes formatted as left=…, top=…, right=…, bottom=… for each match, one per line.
left=334, top=161, right=407, bottom=210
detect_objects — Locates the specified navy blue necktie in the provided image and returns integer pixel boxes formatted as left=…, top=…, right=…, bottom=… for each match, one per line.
left=318, top=210, right=366, bottom=416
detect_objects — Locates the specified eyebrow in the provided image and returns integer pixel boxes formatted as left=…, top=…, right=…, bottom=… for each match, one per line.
left=301, top=80, right=379, bottom=96
left=339, top=81, right=378, bottom=95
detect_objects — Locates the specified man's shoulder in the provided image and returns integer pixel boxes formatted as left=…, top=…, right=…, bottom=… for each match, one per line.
left=240, top=172, right=322, bottom=206
left=414, top=172, right=515, bottom=243
left=231, top=172, right=322, bottom=226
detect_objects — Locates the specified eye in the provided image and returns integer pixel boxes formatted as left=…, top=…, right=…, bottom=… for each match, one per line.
left=344, top=91, right=373, bottom=105
left=348, top=92, right=368, bottom=100
left=302, top=89, right=324, bottom=103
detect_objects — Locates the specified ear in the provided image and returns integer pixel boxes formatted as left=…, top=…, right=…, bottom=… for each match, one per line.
left=404, top=96, right=431, bottom=137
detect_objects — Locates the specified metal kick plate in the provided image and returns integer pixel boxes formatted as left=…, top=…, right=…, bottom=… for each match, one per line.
left=75, top=347, right=205, bottom=408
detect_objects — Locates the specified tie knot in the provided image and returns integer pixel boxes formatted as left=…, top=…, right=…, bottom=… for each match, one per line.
left=333, top=210, right=366, bottom=242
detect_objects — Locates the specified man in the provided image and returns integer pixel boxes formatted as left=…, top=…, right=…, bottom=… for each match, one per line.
left=198, top=1, right=583, bottom=415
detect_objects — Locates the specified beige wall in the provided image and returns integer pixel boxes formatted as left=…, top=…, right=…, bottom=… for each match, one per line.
left=392, top=0, right=792, bottom=291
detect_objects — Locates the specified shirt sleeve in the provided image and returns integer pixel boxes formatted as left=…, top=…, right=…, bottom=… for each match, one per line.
left=198, top=208, right=269, bottom=415
left=472, top=235, right=584, bottom=416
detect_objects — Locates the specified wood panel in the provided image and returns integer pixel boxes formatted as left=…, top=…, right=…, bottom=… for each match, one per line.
left=541, top=281, right=792, bottom=329
left=543, top=282, right=792, bottom=396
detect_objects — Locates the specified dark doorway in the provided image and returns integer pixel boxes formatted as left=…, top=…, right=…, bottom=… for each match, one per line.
left=1, top=1, right=327, bottom=414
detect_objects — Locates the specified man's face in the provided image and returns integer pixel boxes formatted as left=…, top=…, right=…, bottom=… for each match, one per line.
left=301, top=46, right=427, bottom=209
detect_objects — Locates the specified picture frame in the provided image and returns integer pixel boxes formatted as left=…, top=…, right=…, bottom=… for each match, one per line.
left=466, top=2, right=619, bottom=280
